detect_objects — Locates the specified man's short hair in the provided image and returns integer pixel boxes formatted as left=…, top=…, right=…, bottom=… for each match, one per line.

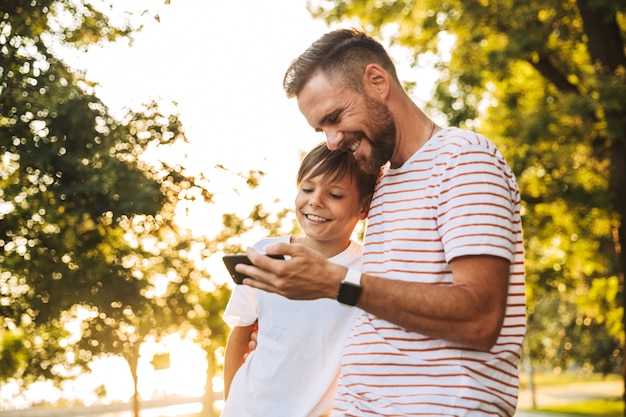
left=283, top=28, right=400, bottom=98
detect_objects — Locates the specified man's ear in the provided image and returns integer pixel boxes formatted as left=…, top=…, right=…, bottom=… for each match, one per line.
left=363, top=64, right=390, bottom=100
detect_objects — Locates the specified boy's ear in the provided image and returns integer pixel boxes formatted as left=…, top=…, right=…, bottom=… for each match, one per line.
left=359, top=194, right=373, bottom=219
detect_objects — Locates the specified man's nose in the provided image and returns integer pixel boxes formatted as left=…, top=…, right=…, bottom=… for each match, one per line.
left=324, top=128, right=343, bottom=151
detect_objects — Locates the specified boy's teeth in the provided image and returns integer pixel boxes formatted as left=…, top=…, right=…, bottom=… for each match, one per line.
left=307, top=214, right=328, bottom=222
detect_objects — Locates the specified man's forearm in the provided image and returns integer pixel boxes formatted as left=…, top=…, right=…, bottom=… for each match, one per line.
left=353, top=256, right=510, bottom=351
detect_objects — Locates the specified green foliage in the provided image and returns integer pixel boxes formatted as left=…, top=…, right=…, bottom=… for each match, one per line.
left=2, top=2, right=160, bottom=387
left=0, top=330, right=28, bottom=381
left=0, top=2, right=239, bottom=412
left=308, top=0, right=626, bottom=374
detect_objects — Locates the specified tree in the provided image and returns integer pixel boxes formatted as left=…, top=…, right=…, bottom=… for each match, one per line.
left=307, top=0, right=626, bottom=403
left=0, top=2, right=231, bottom=416
left=1, top=0, right=165, bottom=382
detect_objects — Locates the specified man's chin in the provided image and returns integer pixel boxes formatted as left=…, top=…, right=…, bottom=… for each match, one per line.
left=357, top=157, right=383, bottom=175
left=359, top=161, right=382, bottom=174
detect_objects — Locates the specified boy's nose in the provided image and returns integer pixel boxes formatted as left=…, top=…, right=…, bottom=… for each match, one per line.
left=308, top=191, right=324, bottom=207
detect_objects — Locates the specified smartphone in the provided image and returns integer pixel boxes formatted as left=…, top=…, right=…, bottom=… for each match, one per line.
left=222, top=254, right=285, bottom=285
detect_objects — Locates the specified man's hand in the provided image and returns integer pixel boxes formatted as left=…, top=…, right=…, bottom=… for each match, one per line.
left=236, top=243, right=344, bottom=300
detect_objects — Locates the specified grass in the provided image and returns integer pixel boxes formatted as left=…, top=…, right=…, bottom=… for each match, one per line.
left=519, top=371, right=622, bottom=389
left=519, top=372, right=623, bottom=416
left=533, top=398, right=622, bottom=416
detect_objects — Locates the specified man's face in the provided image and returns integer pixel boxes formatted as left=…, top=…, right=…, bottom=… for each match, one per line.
left=297, top=72, right=396, bottom=174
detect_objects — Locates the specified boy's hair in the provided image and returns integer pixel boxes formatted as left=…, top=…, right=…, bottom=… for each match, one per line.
left=297, top=142, right=378, bottom=201
left=283, top=28, right=400, bottom=98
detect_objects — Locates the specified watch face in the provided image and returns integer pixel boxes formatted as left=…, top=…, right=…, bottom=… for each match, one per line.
left=337, top=281, right=362, bottom=306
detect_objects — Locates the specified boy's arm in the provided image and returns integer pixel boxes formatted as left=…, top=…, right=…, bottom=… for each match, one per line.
left=223, top=322, right=257, bottom=400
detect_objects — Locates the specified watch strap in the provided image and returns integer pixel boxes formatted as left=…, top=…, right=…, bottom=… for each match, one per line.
left=336, top=268, right=362, bottom=306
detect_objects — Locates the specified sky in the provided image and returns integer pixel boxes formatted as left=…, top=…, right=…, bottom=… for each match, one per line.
left=61, top=0, right=336, bottom=238
left=6, top=0, right=439, bottom=408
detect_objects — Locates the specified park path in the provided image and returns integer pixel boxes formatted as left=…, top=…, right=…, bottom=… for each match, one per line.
left=0, top=379, right=621, bottom=417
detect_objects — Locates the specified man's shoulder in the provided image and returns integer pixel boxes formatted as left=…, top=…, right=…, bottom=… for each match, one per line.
left=424, top=127, right=503, bottom=164
left=435, top=127, right=489, bottom=147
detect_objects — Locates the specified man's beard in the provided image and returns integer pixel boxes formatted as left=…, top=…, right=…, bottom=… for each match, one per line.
left=355, top=94, right=397, bottom=174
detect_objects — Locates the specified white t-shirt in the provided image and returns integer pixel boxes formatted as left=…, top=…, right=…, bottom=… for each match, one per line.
left=221, top=236, right=362, bottom=417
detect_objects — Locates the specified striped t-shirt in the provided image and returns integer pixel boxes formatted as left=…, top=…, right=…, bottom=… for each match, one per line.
left=332, top=127, right=526, bottom=417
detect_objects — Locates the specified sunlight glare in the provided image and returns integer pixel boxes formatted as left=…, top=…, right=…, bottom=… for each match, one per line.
left=137, top=334, right=207, bottom=399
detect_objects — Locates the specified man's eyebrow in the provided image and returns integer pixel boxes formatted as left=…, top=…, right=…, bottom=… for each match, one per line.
left=318, top=109, right=341, bottom=126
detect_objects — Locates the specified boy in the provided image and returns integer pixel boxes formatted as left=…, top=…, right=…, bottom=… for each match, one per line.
left=221, top=142, right=378, bottom=417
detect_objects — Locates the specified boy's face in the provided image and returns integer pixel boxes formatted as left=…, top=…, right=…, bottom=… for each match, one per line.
left=295, top=171, right=367, bottom=246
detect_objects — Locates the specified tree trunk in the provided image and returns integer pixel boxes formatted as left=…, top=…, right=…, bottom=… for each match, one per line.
left=200, top=348, right=217, bottom=417
left=528, top=357, right=537, bottom=409
left=522, top=340, right=537, bottom=409
left=124, top=345, right=142, bottom=417
left=132, top=368, right=140, bottom=417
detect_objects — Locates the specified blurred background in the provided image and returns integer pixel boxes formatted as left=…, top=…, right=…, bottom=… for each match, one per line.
left=1, top=0, right=624, bottom=416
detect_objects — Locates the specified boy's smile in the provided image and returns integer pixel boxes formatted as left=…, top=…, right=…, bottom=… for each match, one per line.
left=295, top=172, right=367, bottom=257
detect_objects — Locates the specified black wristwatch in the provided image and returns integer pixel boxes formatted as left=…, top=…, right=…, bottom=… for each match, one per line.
left=336, top=268, right=362, bottom=306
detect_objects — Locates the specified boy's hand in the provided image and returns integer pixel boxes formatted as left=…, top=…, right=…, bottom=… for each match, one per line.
left=247, top=329, right=258, bottom=353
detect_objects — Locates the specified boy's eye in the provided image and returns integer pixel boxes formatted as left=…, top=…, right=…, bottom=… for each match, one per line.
left=330, top=193, right=344, bottom=199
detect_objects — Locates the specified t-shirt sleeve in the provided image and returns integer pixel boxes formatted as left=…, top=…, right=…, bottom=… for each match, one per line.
left=437, top=143, right=520, bottom=263
left=222, top=235, right=287, bottom=327
left=223, top=284, right=258, bottom=327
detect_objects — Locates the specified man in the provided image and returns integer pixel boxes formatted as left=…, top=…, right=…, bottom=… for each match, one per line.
left=237, top=28, right=526, bottom=416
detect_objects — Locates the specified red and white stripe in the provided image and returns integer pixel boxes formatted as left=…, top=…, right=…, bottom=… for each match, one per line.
left=332, top=128, right=526, bottom=417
